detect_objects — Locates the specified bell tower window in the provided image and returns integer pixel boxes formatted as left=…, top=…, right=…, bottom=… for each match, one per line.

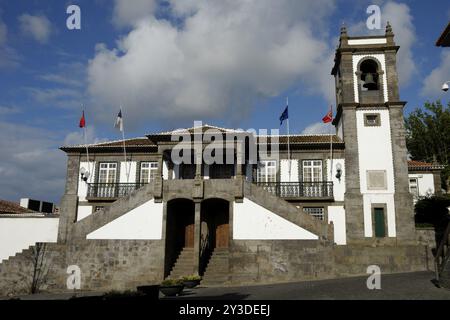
left=360, top=59, right=379, bottom=91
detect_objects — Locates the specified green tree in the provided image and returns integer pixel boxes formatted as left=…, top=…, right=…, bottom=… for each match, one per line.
left=405, top=100, right=450, bottom=191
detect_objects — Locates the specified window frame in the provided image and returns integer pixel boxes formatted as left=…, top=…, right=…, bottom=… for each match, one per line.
left=302, top=160, right=323, bottom=182
left=257, top=160, right=277, bottom=183
left=364, top=113, right=381, bottom=127
left=97, top=162, right=118, bottom=184
left=139, top=161, right=159, bottom=184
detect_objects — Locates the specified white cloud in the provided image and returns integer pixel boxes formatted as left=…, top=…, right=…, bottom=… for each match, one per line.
left=421, top=51, right=450, bottom=98
left=0, top=122, right=65, bottom=203
left=112, top=0, right=157, bottom=28
left=301, top=122, right=333, bottom=134
left=348, top=1, right=417, bottom=86
left=18, top=14, right=52, bottom=43
left=63, top=126, right=106, bottom=146
left=88, top=0, right=337, bottom=128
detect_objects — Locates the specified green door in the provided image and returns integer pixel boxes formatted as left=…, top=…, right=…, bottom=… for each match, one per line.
left=374, top=208, right=385, bottom=238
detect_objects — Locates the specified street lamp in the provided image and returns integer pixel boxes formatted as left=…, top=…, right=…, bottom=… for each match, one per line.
left=442, top=81, right=450, bottom=92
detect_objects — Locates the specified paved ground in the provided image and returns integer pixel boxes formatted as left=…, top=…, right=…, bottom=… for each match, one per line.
left=3, top=271, right=450, bottom=300
left=164, top=271, right=450, bottom=300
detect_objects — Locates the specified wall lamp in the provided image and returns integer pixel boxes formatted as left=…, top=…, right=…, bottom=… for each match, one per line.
left=80, top=167, right=90, bottom=182
left=335, top=163, right=342, bottom=182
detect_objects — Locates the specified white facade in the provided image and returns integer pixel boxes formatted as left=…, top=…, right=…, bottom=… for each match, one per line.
left=233, top=198, right=318, bottom=240
left=408, top=173, right=435, bottom=198
left=0, top=216, right=59, bottom=261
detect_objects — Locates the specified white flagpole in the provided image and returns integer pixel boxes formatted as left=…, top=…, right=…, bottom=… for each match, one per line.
left=287, top=97, right=291, bottom=183
left=119, top=107, right=129, bottom=183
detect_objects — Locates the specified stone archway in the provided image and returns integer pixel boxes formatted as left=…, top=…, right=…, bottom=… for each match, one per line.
left=164, top=198, right=195, bottom=278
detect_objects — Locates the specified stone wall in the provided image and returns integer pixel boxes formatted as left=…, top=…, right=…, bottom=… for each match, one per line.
left=0, top=239, right=164, bottom=297
left=228, top=240, right=430, bottom=285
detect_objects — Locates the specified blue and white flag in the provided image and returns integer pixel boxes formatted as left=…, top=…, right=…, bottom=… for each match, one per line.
left=279, top=106, right=288, bottom=126
left=114, top=109, right=123, bottom=132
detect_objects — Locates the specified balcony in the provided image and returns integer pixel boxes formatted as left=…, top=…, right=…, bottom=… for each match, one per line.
left=86, top=183, right=145, bottom=200
left=255, top=181, right=333, bottom=200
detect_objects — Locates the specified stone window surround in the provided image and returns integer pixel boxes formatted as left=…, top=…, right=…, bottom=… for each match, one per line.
left=364, top=113, right=381, bottom=127
left=371, top=203, right=388, bottom=238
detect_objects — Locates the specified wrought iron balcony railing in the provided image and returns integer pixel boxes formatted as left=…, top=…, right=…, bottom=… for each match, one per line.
left=255, top=181, right=333, bottom=199
left=86, top=183, right=146, bottom=199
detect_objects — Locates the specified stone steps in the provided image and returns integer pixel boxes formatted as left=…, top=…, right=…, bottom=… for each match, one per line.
left=201, top=248, right=230, bottom=285
left=168, top=247, right=195, bottom=279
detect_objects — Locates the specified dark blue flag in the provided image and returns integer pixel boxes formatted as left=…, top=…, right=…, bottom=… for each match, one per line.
left=279, top=106, right=288, bottom=125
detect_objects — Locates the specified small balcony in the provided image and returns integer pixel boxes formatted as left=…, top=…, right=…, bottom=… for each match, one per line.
left=86, top=183, right=145, bottom=200
left=255, top=181, right=334, bottom=200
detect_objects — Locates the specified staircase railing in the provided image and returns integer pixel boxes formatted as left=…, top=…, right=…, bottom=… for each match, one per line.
left=435, top=220, right=450, bottom=282
left=86, top=182, right=146, bottom=199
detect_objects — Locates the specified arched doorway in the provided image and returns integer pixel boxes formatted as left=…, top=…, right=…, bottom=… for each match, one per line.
left=199, top=198, right=230, bottom=275
left=164, top=198, right=195, bottom=278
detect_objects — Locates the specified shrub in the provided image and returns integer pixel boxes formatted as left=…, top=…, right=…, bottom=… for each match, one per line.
left=161, top=279, right=183, bottom=286
left=415, top=195, right=450, bottom=230
left=182, top=275, right=202, bottom=281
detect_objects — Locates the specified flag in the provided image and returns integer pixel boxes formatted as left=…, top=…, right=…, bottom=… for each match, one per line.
left=114, top=109, right=123, bottom=132
left=79, top=111, right=86, bottom=128
left=279, top=106, right=289, bottom=125
left=322, top=106, right=333, bottom=123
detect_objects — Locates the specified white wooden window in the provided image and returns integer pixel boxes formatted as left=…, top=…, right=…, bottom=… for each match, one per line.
left=409, top=178, right=419, bottom=198
left=98, top=163, right=117, bottom=183
left=257, top=160, right=277, bottom=183
left=140, top=162, right=158, bottom=184
left=302, top=160, right=322, bottom=182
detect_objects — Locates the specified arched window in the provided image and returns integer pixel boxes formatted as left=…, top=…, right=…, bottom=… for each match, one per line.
left=359, top=59, right=379, bottom=91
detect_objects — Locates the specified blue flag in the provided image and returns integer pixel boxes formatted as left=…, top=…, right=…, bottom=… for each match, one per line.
left=279, top=106, right=288, bottom=125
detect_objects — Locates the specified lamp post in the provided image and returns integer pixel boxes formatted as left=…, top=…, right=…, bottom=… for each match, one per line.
left=442, top=81, right=450, bottom=92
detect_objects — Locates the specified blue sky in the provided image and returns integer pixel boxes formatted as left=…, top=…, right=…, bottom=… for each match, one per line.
left=0, top=0, right=449, bottom=203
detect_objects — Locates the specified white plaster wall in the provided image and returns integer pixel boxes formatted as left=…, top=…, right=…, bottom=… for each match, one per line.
left=328, top=205, right=346, bottom=245
left=87, top=199, right=163, bottom=240
left=78, top=161, right=96, bottom=201
left=352, top=54, right=388, bottom=103
left=77, top=205, right=93, bottom=221
left=280, top=160, right=299, bottom=182
left=162, top=161, right=169, bottom=180
left=357, top=109, right=395, bottom=194
left=363, top=193, right=396, bottom=237
left=337, top=119, right=343, bottom=140
left=233, top=198, right=318, bottom=240
left=409, top=173, right=435, bottom=197
left=348, top=38, right=387, bottom=45
left=120, top=161, right=136, bottom=183
left=327, top=159, right=345, bottom=201
left=0, top=217, right=59, bottom=261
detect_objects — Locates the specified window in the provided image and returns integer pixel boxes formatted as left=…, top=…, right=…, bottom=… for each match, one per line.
left=98, top=163, right=117, bottom=183
left=302, top=160, right=322, bottom=182
left=364, top=113, right=381, bottom=126
left=373, top=207, right=386, bottom=238
left=303, top=207, right=325, bottom=220
left=140, top=162, right=158, bottom=184
left=409, top=178, right=419, bottom=197
left=257, top=160, right=277, bottom=182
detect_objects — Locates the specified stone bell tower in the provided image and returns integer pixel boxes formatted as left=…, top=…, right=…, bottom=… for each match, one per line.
left=331, top=23, right=415, bottom=243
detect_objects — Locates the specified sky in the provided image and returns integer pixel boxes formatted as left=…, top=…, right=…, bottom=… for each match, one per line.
left=0, top=0, right=449, bottom=203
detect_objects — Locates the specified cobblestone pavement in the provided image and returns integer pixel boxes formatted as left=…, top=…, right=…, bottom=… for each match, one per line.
left=166, top=271, right=450, bottom=300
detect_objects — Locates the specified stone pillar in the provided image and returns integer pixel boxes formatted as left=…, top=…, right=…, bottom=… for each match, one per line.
left=57, top=154, right=80, bottom=243
left=193, top=201, right=201, bottom=275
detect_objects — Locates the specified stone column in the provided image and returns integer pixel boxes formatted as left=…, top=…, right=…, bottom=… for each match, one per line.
left=57, top=154, right=80, bottom=243
left=193, top=201, right=201, bottom=275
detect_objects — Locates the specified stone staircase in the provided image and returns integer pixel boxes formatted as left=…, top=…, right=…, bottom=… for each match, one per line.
left=201, top=248, right=230, bottom=285
left=168, top=247, right=195, bottom=279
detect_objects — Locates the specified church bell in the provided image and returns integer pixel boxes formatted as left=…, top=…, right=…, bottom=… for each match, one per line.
left=363, top=73, right=377, bottom=90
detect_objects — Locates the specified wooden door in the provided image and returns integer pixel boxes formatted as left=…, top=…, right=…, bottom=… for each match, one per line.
left=185, top=224, right=194, bottom=247
left=215, top=223, right=229, bottom=248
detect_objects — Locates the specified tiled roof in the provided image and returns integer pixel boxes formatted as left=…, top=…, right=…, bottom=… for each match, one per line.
left=0, top=199, right=38, bottom=215
left=258, top=135, right=343, bottom=144
left=408, top=160, right=445, bottom=171
left=60, top=137, right=156, bottom=152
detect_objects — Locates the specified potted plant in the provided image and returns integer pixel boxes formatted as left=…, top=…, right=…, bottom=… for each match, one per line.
left=159, top=279, right=184, bottom=297
left=182, top=275, right=202, bottom=288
